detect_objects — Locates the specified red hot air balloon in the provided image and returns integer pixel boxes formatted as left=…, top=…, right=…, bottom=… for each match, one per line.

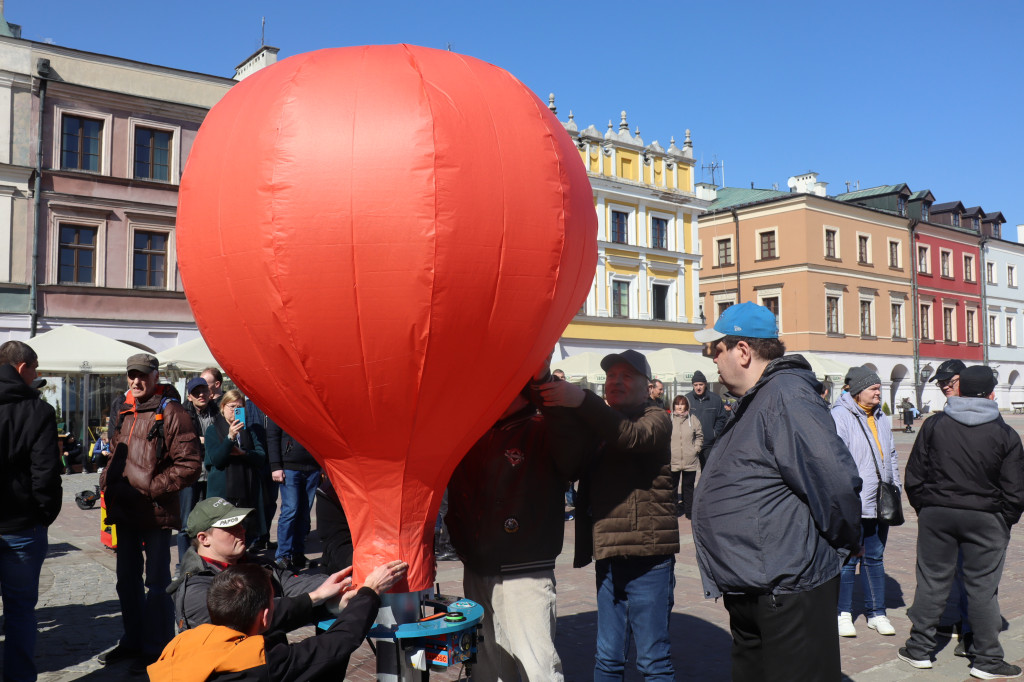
left=176, top=44, right=597, bottom=592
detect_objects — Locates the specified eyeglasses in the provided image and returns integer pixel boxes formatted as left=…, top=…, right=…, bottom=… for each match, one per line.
left=936, top=377, right=959, bottom=389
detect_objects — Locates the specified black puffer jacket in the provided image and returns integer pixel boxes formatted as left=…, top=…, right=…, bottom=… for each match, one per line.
left=686, top=389, right=729, bottom=451
left=0, top=364, right=62, bottom=532
left=692, top=355, right=862, bottom=598
left=266, top=418, right=321, bottom=473
left=905, top=397, right=1024, bottom=527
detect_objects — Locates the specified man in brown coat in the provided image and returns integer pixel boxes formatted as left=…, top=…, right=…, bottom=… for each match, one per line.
left=99, top=353, right=202, bottom=674
left=540, top=349, right=679, bottom=681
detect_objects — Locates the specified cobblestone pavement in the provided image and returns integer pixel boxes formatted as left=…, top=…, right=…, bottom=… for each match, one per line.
left=7, top=413, right=1024, bottom=680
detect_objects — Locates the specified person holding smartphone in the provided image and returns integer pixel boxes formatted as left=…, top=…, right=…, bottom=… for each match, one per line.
left=204, top=389, right=267, bottom=544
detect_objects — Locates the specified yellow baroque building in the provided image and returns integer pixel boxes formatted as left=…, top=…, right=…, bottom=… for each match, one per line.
left=551, top=100, right=708, bottom=357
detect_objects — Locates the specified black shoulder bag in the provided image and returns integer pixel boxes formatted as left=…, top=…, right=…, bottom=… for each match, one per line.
left=854, top=415, right=904, bottom=526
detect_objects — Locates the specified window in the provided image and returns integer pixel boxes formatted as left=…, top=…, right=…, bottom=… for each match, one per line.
left=133, top=231, right=167, bottom=288
left=826, top=296, right=841, bottom=334
left=918, top=245, right=930, bottom=273
left=964, top=255, right=975, bottom=282
left=922, top=203, right=930, bottom=221
left=891, top=303, right=904, bottom=338
left=762, top=296, right=779, bottom=319
left=897, top=196, right=907, bottom=216
left=825, top=229, right=837, bottom=258
left=61, top=115, right=102, bottom=172
left=952, top=213, right=961, bottom=228
left=860, top=300, right=873, bottom=336
left=1008, top=265, right=1017, bottom=287
left=858, top=235, right=870, bottom=264
left=940, top=250, right=952, bottom=277
left=920, top=303, right=932, bottom=340
left=989, top=315, right=998, bottom=346
left=716, top=238, right=733, bottom=266
left=943, top=307, right=955, bottom=341
left=718, top=301, right=733, bottom=316
left=987, top=262, right=996, bottom=284
left=889, top=241, right=900, bottom=268
left=651, top=284, right=668, bottom=321
left=57, top=225, right=97, bottom=284
left=966, top=310, right=976, bottom=343
left=134, top=128, right=172, bottom=181
left=759, top=230, right=777, bottom=259
left=972, top=217, right=980, bottom=231
left=611, top=211, right=628, bottom=244
left=650, top=217, right=667, bottom=250
left=612, top=280, right=629, bottom=317
left=1008, top=317, right=1016, bottom=347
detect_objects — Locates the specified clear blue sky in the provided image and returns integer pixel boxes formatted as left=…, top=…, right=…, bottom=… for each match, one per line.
left=13, top=0, right=1023, bottom=240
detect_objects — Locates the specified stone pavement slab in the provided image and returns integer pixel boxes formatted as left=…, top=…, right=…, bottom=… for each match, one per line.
left=6, top=413, right=1024, bottom=680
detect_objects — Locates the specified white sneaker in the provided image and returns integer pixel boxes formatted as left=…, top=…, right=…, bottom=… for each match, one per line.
left=867, top=615, right=896, bottom=635
left=838, top=612, right=857, bottom=637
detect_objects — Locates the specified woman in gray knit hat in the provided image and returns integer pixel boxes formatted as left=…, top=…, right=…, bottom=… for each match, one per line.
left=830, top=366, right=902, bottom=638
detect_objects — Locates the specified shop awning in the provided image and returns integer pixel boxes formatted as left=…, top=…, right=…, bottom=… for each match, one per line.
left=25, top=325, right=140, bottom=374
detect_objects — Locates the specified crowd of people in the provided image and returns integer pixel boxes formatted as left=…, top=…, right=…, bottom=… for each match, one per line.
left=1, top=297, right=1023, bottom=681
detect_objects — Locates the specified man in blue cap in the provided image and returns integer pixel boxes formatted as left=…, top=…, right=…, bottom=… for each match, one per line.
left=691, top=302, right=862, bottom=682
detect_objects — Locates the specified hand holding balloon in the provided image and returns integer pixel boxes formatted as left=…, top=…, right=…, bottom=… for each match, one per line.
left=311, top=566, right=354, bottom=613
left=362, top=560, right=409, bottom=595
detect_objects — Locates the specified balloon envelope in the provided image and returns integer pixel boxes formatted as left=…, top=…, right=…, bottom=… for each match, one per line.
left=176, top=45, right=597, bottom=591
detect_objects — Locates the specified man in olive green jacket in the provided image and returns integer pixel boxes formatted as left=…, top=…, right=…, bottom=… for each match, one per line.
left=540, top=349, right=679, bottom=681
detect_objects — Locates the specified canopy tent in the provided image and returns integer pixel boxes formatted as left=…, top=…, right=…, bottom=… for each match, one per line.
left=156, top=336, right=219, bottom=373
left=550, top=351, right=607, bottom=384
left=647, top=348, right=719, bottom=384
left=25, top=325, right=140, bottom=374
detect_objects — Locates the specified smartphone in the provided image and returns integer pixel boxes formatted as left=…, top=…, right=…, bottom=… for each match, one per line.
left=234, top=406, right=246, bottom=424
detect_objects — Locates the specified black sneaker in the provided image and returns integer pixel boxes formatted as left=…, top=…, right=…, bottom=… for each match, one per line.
left=897, top=647, right=933, bottom=669
left=274, top=557, right=295, bottom=572
left=98, top=644, right=141, bottom=665
left=292, top=554, right=308, bottom=570
left=971, top=662, right=1023, bottom=679
left=955, top=632, right=974, bottom=658
left=128, top=652, right=159, bottom=676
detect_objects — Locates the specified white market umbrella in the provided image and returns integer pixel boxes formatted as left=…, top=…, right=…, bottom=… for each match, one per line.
left=797, top=351, right=851, bottom=383
left=551, top=351, right=607, bottom=384
left=647, top=348, right=719, bottom=384
left=156, top=336, right=220, bottom=373
left=25, top=325, right=140, bottom=374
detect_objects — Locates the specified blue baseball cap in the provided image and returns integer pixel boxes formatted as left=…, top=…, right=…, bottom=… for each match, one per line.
left=694, top=301, right=779, bottom=343
left=186, top=376, right=209, bottom=394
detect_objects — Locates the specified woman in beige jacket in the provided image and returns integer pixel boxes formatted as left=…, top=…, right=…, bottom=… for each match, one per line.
left=670, top=395, right=704, bottom=519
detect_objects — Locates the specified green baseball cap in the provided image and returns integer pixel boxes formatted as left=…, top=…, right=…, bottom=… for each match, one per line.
left=186, top=497, right=253, bottom=537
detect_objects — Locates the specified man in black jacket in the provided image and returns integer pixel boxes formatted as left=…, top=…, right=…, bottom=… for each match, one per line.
left=691, top=303, right=862, bottom=682
left=0, top=341, right=62, bottom=682
left=266, top=418, right=322, bottom=571
left=899, top=366, right=1024, bottom=680
left=686, top=370, right=728, bottom=468
left=176, top=376, right=217, bottom=563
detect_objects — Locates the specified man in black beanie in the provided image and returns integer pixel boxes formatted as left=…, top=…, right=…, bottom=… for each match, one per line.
left=900, top=366, right=1024, bottom=679
left=686, top=370, right=729, bottom=468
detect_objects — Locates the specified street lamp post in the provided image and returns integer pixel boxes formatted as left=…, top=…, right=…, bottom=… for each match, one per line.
left=80, top=361, right=92, bottom=449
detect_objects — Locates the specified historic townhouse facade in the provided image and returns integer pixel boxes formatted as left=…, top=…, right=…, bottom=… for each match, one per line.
left=980, top=236, right=1024, bottom=404
left=553, top=102, right=707, bottom=356
left=698, top=173, right=915, bottom=406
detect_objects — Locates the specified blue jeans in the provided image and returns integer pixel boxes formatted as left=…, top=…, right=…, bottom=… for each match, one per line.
left=275, top=470, right=321, bottom=561
left=838, top=518, right=889, bottom=617
left=176, top=481, right=206, bottom=564
left=0, top=525, right=48, bottom=682
left=594, top=555, right=675, bottom=681
left=115, top=527, right=174, bottom=656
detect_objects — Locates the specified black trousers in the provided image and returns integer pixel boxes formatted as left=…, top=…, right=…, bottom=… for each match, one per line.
left=723, top=576, right=841, bottom=682
left=905, top=506, right=1009, bottom=670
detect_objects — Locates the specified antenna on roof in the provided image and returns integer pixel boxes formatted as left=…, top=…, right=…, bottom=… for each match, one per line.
left=702, top=156, right=725, bottom=187
left=843, top=180, right=860, bottom=193
left=261, top=16, right=265, bottom=47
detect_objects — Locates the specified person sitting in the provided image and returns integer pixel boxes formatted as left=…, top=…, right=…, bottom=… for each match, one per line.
left=170, top=497, right=340, bottom=633
left=61, top=434, right=84, bottom=474
left=91, top=432, right=111, bottom=473
left=149, top=559, right=407, bottom=681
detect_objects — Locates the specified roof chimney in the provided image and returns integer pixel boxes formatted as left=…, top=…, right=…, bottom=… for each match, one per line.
left=234, top=45, right=280, bottom=81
